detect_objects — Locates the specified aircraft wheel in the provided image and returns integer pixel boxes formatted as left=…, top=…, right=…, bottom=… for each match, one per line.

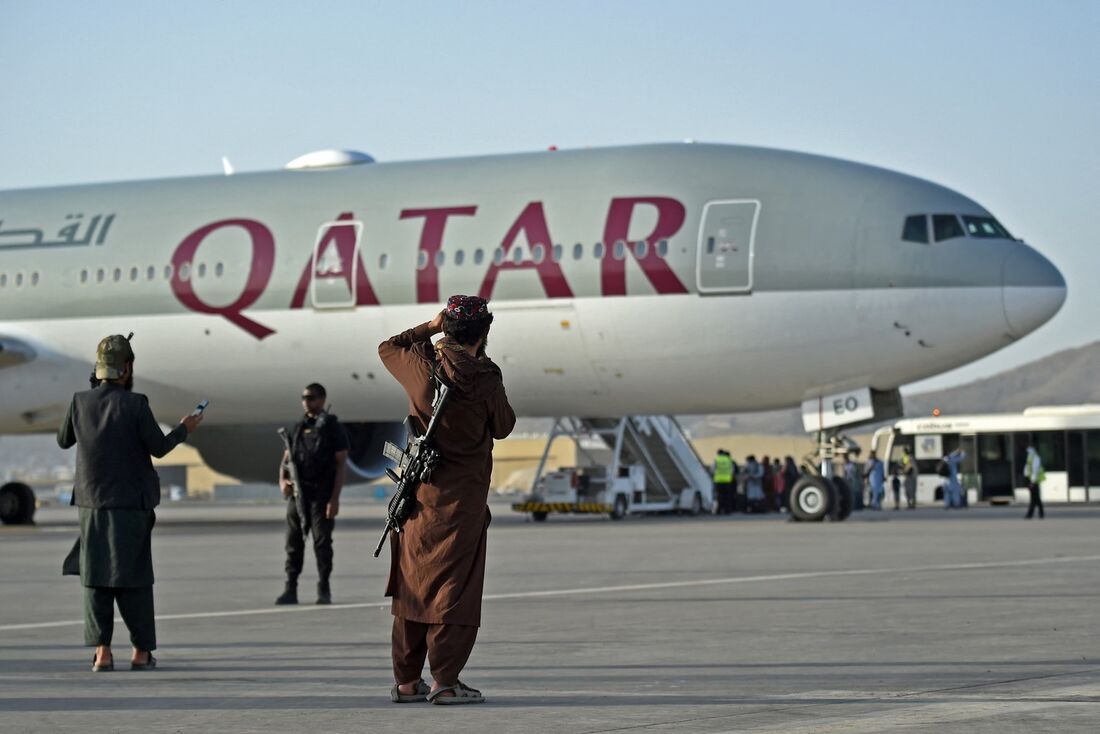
left=789, top=477, right=830, bottom=522
left=610, top=495, right=628, bottom=521
left=0, top=482, right=36, bottom=525
left=531, top=511, right=548, bottom=522
left=830, top=477, right=852, bottom=521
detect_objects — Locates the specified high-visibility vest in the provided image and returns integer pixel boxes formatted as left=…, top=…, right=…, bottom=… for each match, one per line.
left=714, top=455, right=734, bottom=483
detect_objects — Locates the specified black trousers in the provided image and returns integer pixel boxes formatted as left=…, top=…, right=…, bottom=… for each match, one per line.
left=84, top=586, right=156, bottom=650
left=285, top=496, right=335, bottom=584
left=714, top=482, right=733, bottom=514
left=1026, top=482, right=1045, bottom=518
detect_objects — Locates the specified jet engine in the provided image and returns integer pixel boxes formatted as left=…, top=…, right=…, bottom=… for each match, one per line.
left=187, top=421, right=407, bottom=484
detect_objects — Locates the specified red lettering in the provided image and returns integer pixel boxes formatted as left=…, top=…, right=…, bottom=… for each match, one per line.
left=289, top=212, right=380, bottom=308
left=478, top=202, right=574, bottom=300
left=171, top=219, right=275, bottom=340
left=601, top=197, right=688, bottom=296
left=400, top=206, right=477, bottom=303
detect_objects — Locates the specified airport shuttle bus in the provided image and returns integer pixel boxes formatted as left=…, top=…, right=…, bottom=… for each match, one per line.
left=870, top=406, right=1100, bottom=506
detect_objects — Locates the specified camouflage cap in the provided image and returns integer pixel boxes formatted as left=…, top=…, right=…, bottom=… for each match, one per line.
left=94, top=335, right=134, bottom=380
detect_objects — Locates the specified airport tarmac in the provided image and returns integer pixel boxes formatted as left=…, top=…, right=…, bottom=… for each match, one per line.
left=2, top=499, right=1099, bottom=733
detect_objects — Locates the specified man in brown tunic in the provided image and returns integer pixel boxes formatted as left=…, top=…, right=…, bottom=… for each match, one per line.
left=378, top=295, right=515, bottom=704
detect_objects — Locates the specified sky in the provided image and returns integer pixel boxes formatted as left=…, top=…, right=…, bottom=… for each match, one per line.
left=1, top=0, right=1097, bottom=393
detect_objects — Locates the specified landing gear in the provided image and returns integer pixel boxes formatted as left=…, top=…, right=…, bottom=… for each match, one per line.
left=0, top=482, right=36, bottom=525
left=789, top=430, right=862, bottom=523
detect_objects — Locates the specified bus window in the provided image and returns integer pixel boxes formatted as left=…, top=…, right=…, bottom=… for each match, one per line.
left=1087, top=431, right=1100, bottom=491
left=1034, top=430, right=1066, bottom=472
left=1068, top=431, right=1086, bottom=487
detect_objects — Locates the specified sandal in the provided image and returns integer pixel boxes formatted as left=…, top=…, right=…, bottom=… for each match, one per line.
left=428, top=680, right=484, bottom=705
left=390, top=680, right=430, bottom=703
left=91, top=655, right=113, bottom=672
left=130, top=654, right=157, bottom=671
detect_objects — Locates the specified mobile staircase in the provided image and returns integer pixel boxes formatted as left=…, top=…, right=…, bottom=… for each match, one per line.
left=512, top=415, right=713, bottom=521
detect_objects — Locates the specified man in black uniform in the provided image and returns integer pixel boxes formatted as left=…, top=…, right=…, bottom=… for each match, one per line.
left=276, top=383, right=349, bottom=605
left=57, top=334, right=203, bottom=671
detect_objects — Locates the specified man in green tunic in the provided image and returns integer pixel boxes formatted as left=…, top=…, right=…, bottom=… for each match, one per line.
left=57, top=335, right=203, bottom=671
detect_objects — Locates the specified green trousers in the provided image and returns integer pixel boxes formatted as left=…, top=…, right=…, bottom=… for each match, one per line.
left=84, top=586, right=156, bottom=650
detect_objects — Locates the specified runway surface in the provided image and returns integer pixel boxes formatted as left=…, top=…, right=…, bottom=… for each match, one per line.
left=2, top=499, right=1099, bottom=733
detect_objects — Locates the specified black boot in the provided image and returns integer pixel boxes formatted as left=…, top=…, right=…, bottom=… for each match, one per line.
left=275, top=581, right=298, bottom=605
left=316, top=580, right=332, bottom=605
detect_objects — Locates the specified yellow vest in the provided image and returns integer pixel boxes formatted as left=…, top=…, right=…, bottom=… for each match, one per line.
left=714, top=455, right=734, bottom=483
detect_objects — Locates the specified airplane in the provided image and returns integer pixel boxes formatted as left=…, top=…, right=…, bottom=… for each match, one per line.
left=0, top=143, right=1066, bottom=523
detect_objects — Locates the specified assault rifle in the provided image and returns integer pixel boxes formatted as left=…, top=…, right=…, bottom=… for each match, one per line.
left=373, top=374, right=452, bottom=557
left=277, top=427, right=309, bottom=541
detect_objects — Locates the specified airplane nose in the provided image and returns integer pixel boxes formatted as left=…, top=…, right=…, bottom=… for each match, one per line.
left=1002, top=246, right=1066, bottom=339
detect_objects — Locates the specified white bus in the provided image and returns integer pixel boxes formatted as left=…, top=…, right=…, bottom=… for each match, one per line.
left=870, top=406, right=1100, bottom=506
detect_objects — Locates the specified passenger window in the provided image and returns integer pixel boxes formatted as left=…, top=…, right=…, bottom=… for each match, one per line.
left=15, top=272, right=23, bottom=287
left=657, top=239, right=669, bottom=258
left=130, top=267, right=139, bottom=281
left=416, top=251, right=428, bottom=271
left=572, top=243, right=583, bottom=260
left=31, top=272, right=39, bottom=286
left=552, top=244, right=562, bottom=262
left=613, top=240, right=625, bottom=260
left=635, top=241, right=648, bottom=258
left=902, top=215, right=929, bottom=243
left=474, top=249, right=484, bottom=265
left=214, top=262, right=224, bottom=277
left=163, top=265, right=173, bottom=280
left=197, top=263, right=207, bottom=278
left=962, top=215, right=1013, bottom=239
left=435, top=250, right=445, bottom=268
left=932, top=214, right=964, bottom=242
left=532, top=244, right=545, bottom=264
left=0, top=273, right=6, bottom=287
left=493, top=248, right=504, bottom=265
left=80, top=270, right=89, bottom=284
left=177, top=264, right=190, bottom=281
left=593, top=242, right=605, bottom=259
left=97, top=269, right=106, bottom=283
left=512, top=246, right=523, bottom=263
left=454, top=249, right=465, bottom=266
left=112, top=268, right=122, bottom=282
left=147, top=266, right=156, bottom=280
left=378, top=253, right=388, bottom=270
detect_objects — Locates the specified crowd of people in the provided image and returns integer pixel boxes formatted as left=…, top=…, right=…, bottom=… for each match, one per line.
left=711, top=450, right=803, bottom=514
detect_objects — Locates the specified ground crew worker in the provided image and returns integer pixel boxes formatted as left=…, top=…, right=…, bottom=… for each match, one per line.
left=943, top=448, right=966, bottom=509
left=1023, top=445, right=1045, bottom=519
left=901, top=446, right=917, bottom=508
left=379, top=295, right=515, bottom=705
left=57, top=334, right=202, bottom=671
left=712, top=449, right=734, bottom=515
left=275, top=383, right=349, bottom=605
left=864, top=451, right=885, bottom=510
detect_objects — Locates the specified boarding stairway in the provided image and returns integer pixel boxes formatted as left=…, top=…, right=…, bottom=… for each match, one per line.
left=579, top=416, right=712, bottom=509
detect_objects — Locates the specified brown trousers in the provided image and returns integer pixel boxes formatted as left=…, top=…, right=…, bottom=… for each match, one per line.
left=392, top=616, right=478, bottom=686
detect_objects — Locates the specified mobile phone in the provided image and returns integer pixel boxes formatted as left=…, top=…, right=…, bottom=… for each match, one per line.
left=190, top=399, right=209, bottom=417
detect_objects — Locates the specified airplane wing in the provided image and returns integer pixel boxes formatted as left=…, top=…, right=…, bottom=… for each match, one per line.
left=0, top=337, right=36, bottom=369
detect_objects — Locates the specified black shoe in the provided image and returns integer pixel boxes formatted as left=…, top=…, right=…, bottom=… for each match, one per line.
left=131, top=653, right=157, bottom=671
left=275, top=584, right=298, bottom=605
left=316, top=582, right=332, bottom=605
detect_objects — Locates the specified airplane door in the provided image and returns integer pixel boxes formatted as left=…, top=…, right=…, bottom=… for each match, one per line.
left=696, top=200, right=759, bottom=293
left=310, top=218, right=363, bottom=309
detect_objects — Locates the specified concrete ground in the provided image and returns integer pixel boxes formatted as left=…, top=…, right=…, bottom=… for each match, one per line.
left=1, top=499, right=1098, bottom=733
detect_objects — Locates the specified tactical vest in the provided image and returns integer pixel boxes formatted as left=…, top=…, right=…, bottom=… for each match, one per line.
left=292, top=414, right=335, bottom=485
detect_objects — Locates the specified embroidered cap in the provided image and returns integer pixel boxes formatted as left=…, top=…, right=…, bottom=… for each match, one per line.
left=445, top=294, right=489, bottom=320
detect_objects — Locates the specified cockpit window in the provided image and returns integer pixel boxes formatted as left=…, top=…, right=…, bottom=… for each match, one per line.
left=902, top=215, right=929, bottom=243
left=932, top=214, right=965, bottom=242
left=962, top=215, right=1013, bottom=239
